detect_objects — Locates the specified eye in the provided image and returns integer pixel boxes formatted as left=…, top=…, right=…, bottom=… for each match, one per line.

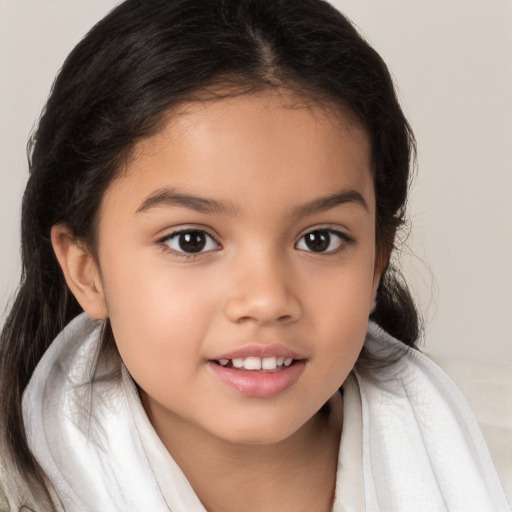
left=161, top=229, right=220, bottom=255
left=296, top=229, right=349, bottom=253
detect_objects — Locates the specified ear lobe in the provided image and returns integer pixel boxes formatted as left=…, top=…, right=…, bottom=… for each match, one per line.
left=51, top=224, right=108, bottom=319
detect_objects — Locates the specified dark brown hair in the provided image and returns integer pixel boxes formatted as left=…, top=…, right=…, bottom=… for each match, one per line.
left=0, top=0, right=418, bottom=507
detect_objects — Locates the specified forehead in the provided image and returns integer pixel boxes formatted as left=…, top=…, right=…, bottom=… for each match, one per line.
left=105, top=90, right=374, bottom=216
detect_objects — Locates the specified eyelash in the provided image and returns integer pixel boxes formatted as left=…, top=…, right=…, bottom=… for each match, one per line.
left=158, top=227, right=353, bottom=259
left=158, top=228, right=221, bottom=259
left=295, top=228, right=353, bottom=255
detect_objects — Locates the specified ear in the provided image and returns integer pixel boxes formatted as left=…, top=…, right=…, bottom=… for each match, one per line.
left=371, top=229, right=396, bottom=311
left=370, top=268, right=381, bottom=314
left=51, top=224, right=108, bottom=319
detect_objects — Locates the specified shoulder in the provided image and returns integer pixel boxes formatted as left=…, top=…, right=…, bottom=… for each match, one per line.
left=425, top=351, right=512, bottom=503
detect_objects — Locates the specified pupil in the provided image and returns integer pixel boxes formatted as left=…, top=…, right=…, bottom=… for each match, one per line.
left=305, top=231, right=330, bottom=252
left=179, top=231, right=206, bottom=252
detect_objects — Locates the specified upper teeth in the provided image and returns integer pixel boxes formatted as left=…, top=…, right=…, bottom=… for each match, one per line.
left=219, top=356, right=294, bottom=370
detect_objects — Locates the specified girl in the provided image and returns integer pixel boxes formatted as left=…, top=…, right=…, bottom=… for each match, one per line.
left=0, top=0, right=508, bottom=511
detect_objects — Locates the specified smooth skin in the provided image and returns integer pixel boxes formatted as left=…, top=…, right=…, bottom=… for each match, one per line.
left=52, top=90, right=381, bottom=512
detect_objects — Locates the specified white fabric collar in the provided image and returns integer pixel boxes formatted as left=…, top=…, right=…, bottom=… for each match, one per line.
left=125, top=359, right=364, bottom=512
left=22, top=314, right=509, bottom=512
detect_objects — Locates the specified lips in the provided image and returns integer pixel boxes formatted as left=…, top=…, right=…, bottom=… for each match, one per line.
left=213, top=343, right=304, bottom=362
left=207, top=344, right=306, bottom=397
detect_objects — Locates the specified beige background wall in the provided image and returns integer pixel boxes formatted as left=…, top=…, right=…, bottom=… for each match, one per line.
left=1, top=0, right=511, bottom=364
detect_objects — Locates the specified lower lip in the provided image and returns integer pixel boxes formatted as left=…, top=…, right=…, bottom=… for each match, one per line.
left=207, top=361, right=306, bottom=398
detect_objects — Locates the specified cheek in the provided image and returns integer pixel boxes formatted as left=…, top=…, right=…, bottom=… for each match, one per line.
left=300, top=255, right=376, bottom=374
left=302, top=252, right=376, bottom=321
left=100, top=259, right=219, bottom=382
left=103, top=249, right=218, bottom=322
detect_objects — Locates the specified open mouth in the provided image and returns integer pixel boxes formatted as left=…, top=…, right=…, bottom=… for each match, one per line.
left=213, top=356, right=298, bottom=372
left=208, top=355, right=306, bottom=397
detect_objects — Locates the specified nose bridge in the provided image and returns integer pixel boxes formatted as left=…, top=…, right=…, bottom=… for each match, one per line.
left=224, top=244, right=301, bottom=325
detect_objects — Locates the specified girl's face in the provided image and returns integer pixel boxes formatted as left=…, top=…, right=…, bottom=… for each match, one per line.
left=94, top=91, right=378, bottom=445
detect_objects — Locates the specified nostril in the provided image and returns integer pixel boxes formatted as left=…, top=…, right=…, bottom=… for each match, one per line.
left=224, top=291, right=302, bottom=325
left=235, top=315, right=253, bottom=324
left=236, top=314, right=293, bottom=325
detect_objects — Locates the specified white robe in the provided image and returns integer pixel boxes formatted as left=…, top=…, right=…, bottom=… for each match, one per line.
left=22, top=314, right=510, bottom=511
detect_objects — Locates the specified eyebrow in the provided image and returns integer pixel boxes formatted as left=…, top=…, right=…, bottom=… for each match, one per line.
left=136, top=188, right=239, bottom=215
left=136, top=187, right=368, bottom=216
left=292, top=189, right=369, bottom=216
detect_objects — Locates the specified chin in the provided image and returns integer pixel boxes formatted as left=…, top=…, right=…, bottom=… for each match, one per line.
left=219, top=429, right=296, bottom=447
left=208, top=410, right=315, bottom=447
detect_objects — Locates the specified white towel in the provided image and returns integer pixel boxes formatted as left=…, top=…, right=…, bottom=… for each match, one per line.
left=22, top=314, right=509, bottom=511
left=356, top=323, right=510, bottom=511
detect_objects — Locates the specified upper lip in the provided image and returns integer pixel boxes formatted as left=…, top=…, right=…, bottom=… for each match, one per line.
left=212, top=343, right=305, bottom=361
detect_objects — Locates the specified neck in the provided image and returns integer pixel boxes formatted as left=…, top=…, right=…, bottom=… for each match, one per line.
left=141, top=391, right=343, bottom=512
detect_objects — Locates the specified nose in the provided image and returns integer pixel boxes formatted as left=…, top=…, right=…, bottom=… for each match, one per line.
left=224, top=251, right=302, bottom=326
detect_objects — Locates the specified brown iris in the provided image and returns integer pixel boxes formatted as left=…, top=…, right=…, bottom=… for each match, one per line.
left=178, top=231, right=207, bottom=253
left=304, top=230, right=331, bottom=252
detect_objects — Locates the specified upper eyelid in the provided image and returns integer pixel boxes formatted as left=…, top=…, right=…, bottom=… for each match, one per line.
left=296, top=225, right=352, bottom=240
left=157, top=226, right=221, bottom=244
